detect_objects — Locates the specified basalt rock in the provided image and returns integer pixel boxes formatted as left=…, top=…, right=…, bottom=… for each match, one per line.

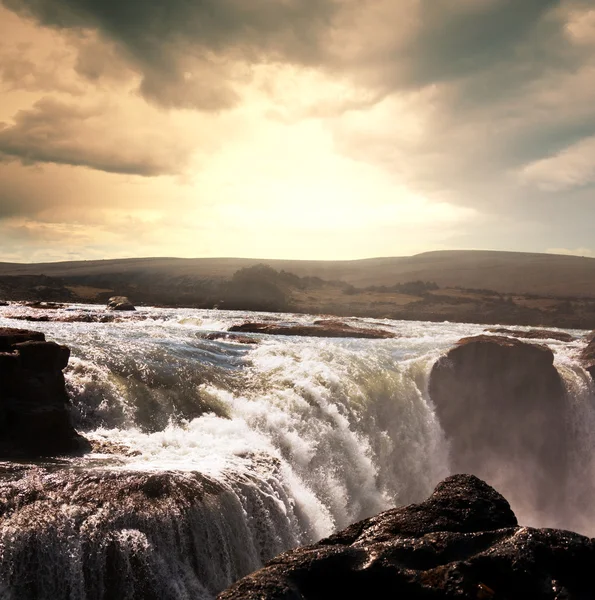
left=219, top=474, right=595, bottom=600
left=0, top=327, right=89, bottom=457
left=228, top=321, right=395, bottom=339
left=107, top=296, right=136, bottom=311
left=429, top=335, right=567, bottom=519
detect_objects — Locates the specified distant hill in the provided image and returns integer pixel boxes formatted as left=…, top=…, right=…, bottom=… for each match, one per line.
left=1, top=250, right=595, bottom=297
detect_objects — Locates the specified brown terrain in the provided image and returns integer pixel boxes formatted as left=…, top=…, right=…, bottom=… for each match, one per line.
left=1, top=250, right=595, bottom=328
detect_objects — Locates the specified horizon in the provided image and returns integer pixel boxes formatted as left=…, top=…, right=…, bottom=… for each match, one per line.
left=2, top=247, right=595, bottom=267
left=1, top=2, right=594, bottom=262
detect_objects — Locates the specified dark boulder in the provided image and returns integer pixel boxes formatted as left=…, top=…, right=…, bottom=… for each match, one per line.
left=219, top=474, right=595, bottom=600
left=428, top=335, right=567, bottom=519
left=0, top=327, right=89, bottom=457
left=228, top=321, right=395, bottom=339
left=107, top=296, right=136, bottom=311
left=0, top=327, right=45, bottom=350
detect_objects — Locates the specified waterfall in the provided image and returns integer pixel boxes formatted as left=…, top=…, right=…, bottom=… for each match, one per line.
left=0, top=305, right=592, bottom=598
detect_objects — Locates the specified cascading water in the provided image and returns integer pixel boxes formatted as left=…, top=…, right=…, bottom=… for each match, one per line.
left=0, top=304, right=593, bottom=599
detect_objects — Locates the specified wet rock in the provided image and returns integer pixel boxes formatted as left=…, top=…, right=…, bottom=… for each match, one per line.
left=229, top=321, right=395, bottom=339
left=219, top=475, right=595, bottom=600
left=14, top=340, right=70, bottom=371
left=429, top=335, right=567, bottom=517
left=107, top=296, right=136, bottom=311
left=25, top=301, right=65, bottom=309
left=89, top=438, right=141, bottom=457
left=0, top=327, right=45, bottom=350
left=8, top=314, right=51, bottom=322
left=0, top=327, right=89, bottom=457
left=581, top=331, right=595, bottom=380
left=0, top=465, right=284, bottom=599
left=485, top=327, right=574, bottom=342
left=9, top=312, right=147, bottom=323
left=203, top=332, right=260, bottom=344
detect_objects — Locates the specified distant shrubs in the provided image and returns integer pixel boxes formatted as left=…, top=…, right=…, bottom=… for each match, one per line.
left=219, top=265, right=288, bottom=311
left=364, top=281, right=439, bottom=295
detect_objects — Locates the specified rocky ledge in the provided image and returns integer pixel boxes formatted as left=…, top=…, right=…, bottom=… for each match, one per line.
left=0, top=327, right=89, bottom=457
left=582, top=331, right=595, bottom=381
left=484, top=327, right=574, bottom=342
left=219, top=474, right=594, bottom=599
left=228, top=320, right=395, bottom=339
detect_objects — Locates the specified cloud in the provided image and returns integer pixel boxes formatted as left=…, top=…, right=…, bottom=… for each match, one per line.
left=1, top=0, right=595, bottom=262
left=2, top=0, right=337, bottom=110
left=519, top=135, right=595, bottom=192
left=0, top=97, right=198, bottom=175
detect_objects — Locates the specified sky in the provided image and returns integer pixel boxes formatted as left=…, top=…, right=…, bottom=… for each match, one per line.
left=0, top=0, right=594, bottom=262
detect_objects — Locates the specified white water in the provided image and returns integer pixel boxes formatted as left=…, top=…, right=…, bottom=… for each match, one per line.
left=0, top=304, right=592, bottom=599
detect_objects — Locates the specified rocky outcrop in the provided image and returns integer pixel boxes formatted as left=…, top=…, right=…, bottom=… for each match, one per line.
left=485, top=327, right=574, bottom=342
left=203, top=332, right=260, bottom=344
left=429, top=335, right=567, bottom=518
left=581, top=331, right=595, bottom=380
left=219, top=474, right=594, bottom=599
left=0, top=327, right=89, bottom=457
left=228, top=321, right=395, bottom=339
left=107, top=296, right=136, bottom=311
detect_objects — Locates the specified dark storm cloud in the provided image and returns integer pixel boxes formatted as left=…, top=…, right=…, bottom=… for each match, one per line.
left=398, top=0, right=562, bottom=87
left=2, top=0, right=566, bottom=97
left=2, top=0, right=337, bottom=110
left=0, top=97, right=193, bottom=175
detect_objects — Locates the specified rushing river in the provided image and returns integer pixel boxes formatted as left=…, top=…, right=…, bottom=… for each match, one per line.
left=0, top=304, right=592, bottom=599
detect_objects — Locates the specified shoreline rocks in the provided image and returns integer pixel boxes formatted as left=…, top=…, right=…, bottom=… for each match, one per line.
left=0, top=327, right=89, bottom=457
left=219, top=474, right=595, bottom=599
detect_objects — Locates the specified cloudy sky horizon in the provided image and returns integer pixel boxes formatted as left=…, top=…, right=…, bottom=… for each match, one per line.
left=1, top=0, right=594, bottom=263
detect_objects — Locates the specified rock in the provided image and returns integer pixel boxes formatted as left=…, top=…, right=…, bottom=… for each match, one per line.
left=581, top=331, right=595, bottom=380
left=14, top=340, right=70, bottom=371
left=9, top=312, right=147, bottom=323
left=429, top=335, right=567, bottom=519
left=107, top=296, right=136, bottom=311
left=203, top=332, right=260, bottom=344
left=8, top=314, right=51, bottom=322
left=25, top=301, right=65, bottom=309
left=485, top=327, right=574, bottom=342
left=0, top=301, right=8, bottom=306
left=228, top=321, right=395, bottom=339
left=0, top=465, right=281, bottom=598
left=0, top=327, right=89, bottom=457
left=219, top=474, right=595, bottom=600
left=0, top=327, right=45, bottom=351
